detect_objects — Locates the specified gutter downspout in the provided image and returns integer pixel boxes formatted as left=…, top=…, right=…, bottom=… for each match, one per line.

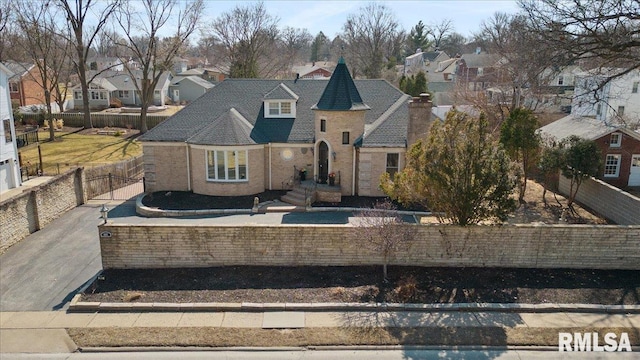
left=352, top=147, right=356, bottom=196
left=186, top=143, right=191, bottom=191
left=268, top=143, right=272, bottom=190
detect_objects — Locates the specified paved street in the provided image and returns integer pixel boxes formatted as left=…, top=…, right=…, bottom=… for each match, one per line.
left=0, top=201, right=116, bottom=311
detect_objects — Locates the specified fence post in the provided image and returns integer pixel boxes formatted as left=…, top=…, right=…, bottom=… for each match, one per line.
left=108, top=173, right=113, bottom=200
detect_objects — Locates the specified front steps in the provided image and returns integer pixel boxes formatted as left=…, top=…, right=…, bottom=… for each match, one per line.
left=280, top=186, right=308, bottom=206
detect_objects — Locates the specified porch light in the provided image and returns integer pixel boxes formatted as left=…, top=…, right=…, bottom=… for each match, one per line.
left=100, top=204, right=109, bottom=224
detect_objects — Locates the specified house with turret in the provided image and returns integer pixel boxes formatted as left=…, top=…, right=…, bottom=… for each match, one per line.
left=139, top=58, right=433, bottom=203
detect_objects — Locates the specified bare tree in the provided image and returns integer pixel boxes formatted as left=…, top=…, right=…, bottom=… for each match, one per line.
left=208, top=2, right=280, bottom=78
left=429, top=19, right=454, bottom=50
left=57, top=0, right=122, bottom=129
left=12, top=0, right=73, bottom=141
left=114, top=0, right=203, bottom=133
left=342, top=2, right=403, bottom=78
left=519, top=0, right=640, bottom=88
left=0, top=0, right=10, bottom=61
left=353, top=201, right=415, bottom=282
left=280, top=26, right=312, bottom=70
left=94, top=29, right=124, bottom=57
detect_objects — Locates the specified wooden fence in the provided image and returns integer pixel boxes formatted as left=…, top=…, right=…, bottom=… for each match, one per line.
left=20, top=113, right=169, bottom=130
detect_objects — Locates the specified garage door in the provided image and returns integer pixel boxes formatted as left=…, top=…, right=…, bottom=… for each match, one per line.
left=629, top=155, right=640, bottom=186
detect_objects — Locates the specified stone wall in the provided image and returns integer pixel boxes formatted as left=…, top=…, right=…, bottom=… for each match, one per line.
left=559, top=175, right=640, bottom=225
left=99, top=223, right=640, bottom=270
left=0, top=168, right=84, bottom=253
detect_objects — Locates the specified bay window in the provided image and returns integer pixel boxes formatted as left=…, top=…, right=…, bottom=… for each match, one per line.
left=207, top=149, right=248, bottom=181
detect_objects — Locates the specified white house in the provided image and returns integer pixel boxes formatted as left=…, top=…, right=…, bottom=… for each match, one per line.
left=0, top=63, right=22, bottom=194
left=571, top=68, right=640, bottom=128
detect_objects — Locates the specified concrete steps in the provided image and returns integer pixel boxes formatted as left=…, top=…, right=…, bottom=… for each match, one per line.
left=280, top=186, right=310, bottom=206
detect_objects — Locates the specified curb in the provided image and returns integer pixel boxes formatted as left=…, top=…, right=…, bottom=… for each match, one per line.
left=79, top=345, right=561, bottom=353
left=68, top=299, right=640, bottom=314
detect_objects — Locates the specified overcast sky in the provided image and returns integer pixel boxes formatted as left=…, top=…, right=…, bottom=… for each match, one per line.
left=202, top=0, right=522, bottom=39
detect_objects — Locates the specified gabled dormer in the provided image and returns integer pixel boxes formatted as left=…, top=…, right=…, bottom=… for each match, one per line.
left=263, top=83, right=299, bottom=118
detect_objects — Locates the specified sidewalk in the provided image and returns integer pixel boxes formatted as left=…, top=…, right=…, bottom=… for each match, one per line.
left=1, top=310, right=639, bottom=353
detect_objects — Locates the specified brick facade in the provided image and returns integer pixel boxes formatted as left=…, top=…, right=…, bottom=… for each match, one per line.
left=99, top=223, right=640, bottom=270
left=592, top=131, right=640, bottom=188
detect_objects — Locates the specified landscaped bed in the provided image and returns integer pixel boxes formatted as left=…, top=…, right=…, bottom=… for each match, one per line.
left=82, top=266, right=640, bottom=305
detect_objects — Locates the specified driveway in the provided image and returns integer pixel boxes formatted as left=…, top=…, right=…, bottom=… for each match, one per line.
left=0, top=200, right=132, bottom=311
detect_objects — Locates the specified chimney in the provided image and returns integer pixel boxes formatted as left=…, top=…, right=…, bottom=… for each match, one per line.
left=407, top=93, right=433, bottom=148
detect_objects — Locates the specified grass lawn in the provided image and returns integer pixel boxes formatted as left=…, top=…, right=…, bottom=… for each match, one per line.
left=19, top=130, right=141, bottom=175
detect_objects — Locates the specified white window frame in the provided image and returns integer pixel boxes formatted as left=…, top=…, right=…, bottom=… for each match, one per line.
left=9, top=82, right=19, bottom=92
left=632, top=81, right=638, bottom=94
left=618, top=106, right=625, bottom=116
left=557, top=75, right=564, bottom=85
left=264, top=101, right=295, bottom=118
left=386, top=153, right=399, bottom=177
left=206, top=149, right=249, bottom=182
left=118, top=90, right=130, bottom=98
left=610, top=132, right=622, bottom=148
left=74, top=91, right=82, bottom=100
left=604, top=154, right=621, bottom=178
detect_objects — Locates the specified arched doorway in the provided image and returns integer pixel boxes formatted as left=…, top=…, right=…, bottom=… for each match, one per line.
left=318, top=141, right=329, bottom=183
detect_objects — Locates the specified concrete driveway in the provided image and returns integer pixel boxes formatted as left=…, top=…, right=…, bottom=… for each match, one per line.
left=0, top=200, right=130, bottom=311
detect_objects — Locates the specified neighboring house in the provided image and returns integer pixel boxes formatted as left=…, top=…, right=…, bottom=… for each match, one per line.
left=169, top=76, right=214, bottom=104
left=140, top=58, right=434, bottom=200
left=403, top=50, right=450, bottom=77
left=2, top=61, right=47, bottom=107
left=86, top=56, right=125, bottom=72
left=0, top=63, right=22, bottom=194
left=455, top=52, right=502, bottom=92
left=571, top=68, right=640, bottom=128
left=173, top=58, right=189, bottom=74
left=431, top=105, right=480, bottom=122
left=177, top=67, right=227, bottom=83
left=292, top=64, right=333, bottom=79
left=71, top=70, right=172, bottom=110
left=539, top=115, right=640, bottom=188
left=526, top=65, right=583, bottom=112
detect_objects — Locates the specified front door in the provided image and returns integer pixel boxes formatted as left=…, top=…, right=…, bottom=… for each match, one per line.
left=318, top=141, right=329, bottom=183
left=629, top=155, right=640, bottom=186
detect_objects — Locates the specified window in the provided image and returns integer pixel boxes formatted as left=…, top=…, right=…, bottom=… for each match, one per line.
left=632, top=81, right=638, bottom=94
left=342, top=131, right=349, bottom=145
left=610, top=133, right=622, bottom=148
left=9, top=82, right=18, bottom=92
left=118, top=90, right=129, bottom=98
left=90, top=91, right=106, bottom=100
left=266, top=101, right=294, bottom=117
left=74, top=91, right=82, bottom=100
left=207, top=150, right=248, bottom=181
left=386, top=153, right=399, bottom=177
left=3, top=119, right=12, bottom=143
left=596, top=103, right=602, bottom=115
left=618, top=106, right=625, bottom=116
left=320, top=119, right=326, bottom=132
left=604, top=154, right=621, bottom=177
left=557, top=75, right=564, bottom=85
left=477, top=67, right=484, bottom=76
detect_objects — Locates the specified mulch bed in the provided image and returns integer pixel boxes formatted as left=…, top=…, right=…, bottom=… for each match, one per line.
left=83, top=266, right=640, bottom=305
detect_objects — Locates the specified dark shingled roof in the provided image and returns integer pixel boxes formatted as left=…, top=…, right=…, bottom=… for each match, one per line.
left=140, top=77, right=408, bottom=147
left=187, top=108, right=262, bottom=145
left=312, top=58, right=369, bottom=111
left=264, top=83, right=299, bottom=100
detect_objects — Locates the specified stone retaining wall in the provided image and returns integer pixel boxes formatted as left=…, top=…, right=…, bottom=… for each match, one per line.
left=99, top=223, right=640, bottom=270
left=0, top=169, right=84, bottom=253
left=559, top=175, right=640, bottom=225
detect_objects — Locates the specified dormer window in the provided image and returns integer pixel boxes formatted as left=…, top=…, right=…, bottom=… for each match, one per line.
left=610, top=132, right=621, bottom=148
left=266, top=101, right=294, bottom=117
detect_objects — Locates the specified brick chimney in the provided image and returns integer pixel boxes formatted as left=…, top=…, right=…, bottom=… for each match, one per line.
left=407, top=93, right=433, bottom=148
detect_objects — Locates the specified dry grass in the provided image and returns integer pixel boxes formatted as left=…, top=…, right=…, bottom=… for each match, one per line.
left=19, top=131, right=141, bottom=175
left=67, top=327, right=639, bottom=348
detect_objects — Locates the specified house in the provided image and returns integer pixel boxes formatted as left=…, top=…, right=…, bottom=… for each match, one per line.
left=86, top=56, right=125, bottom=72
left=71, top=70, right=172, bottom=110
left=139, top=58, right=434, bottom=200
left=455, top=52, right=502, bottom=92
left=176, top=67, right=227, bottom=83
left=539, top=115, right=640, bottom=188
left=2, top=61, right=47, bottom=107
left=0, top=63, right=22, bottom=194
left=525, top=65, right=583, bottom=112
left=169, top=76, right=214, bottom=104
left=292, top=64, right=333, bottom=79
left=571, top=68, right=640, bottom=128
left=403, top=49, right=450, bottom=77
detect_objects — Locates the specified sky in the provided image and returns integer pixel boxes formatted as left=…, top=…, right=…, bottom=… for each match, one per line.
left=201, top=0, right=522, bottom=39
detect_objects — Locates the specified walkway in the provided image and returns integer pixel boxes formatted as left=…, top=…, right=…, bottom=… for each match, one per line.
left=1, top=310, right=638, bottom=354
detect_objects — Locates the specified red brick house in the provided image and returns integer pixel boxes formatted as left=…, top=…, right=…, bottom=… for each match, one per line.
left=540, top=115, right=640, bottom=188
left=3, top=61, right=48, bottom=107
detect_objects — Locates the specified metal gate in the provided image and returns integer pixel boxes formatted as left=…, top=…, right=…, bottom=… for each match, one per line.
left=86, top=173, right=144, bottom=200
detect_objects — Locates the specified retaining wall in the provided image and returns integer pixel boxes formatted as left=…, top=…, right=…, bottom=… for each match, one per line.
left=1, top=168, right=84, bottom=253
left=99, top=223, right=640, bottom=270
left=559, top=175, right=640, bottom=225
